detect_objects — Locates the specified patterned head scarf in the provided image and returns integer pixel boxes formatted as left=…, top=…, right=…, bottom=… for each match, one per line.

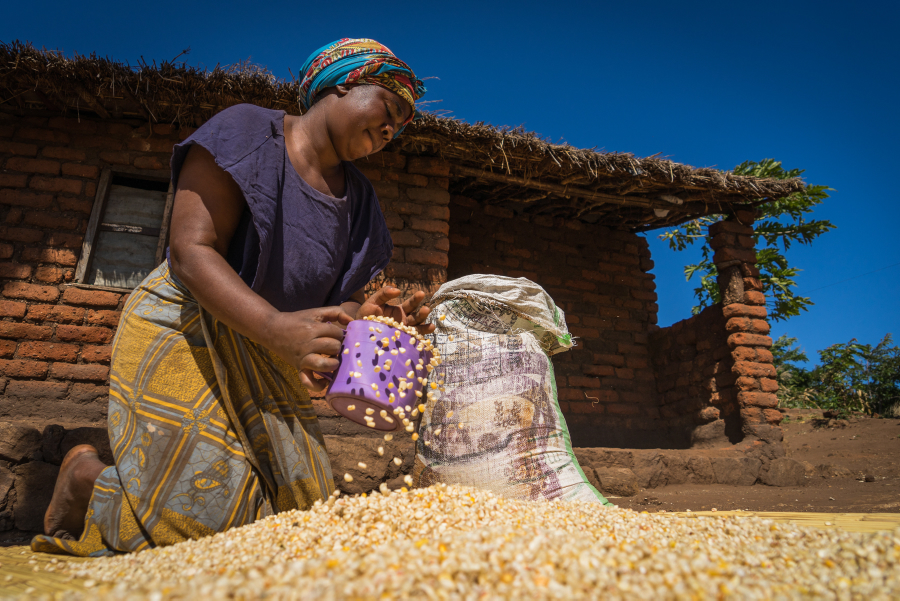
left=299, top=38, right=426, bottom=137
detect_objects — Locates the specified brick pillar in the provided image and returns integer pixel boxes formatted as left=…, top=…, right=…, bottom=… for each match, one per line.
left=709, top=210, right=781, bottom=443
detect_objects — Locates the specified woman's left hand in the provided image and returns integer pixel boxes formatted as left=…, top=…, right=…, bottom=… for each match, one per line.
left=357, top=286, right=435, bottom=335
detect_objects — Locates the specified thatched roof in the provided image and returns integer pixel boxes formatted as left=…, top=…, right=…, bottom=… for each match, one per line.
left=0, top=41, right=805, bottom=230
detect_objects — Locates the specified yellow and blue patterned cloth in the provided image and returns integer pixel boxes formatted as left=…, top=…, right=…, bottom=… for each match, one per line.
left=32, top=262, right=334, bottom=556
left=299, top=38, right=426, bottom=135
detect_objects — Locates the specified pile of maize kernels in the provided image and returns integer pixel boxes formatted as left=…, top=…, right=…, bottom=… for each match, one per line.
left=47, top=484, right=899, bottom=599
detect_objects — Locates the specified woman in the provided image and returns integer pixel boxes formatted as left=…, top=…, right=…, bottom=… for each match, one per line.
left=33, top=38, right=433, bottom=556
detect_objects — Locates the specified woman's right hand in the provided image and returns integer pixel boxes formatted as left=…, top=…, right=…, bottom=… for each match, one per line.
left=263, top=306, right=354, bottom=392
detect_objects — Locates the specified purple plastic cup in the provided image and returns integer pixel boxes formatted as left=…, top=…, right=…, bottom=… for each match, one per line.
left=325, top=319, right=434, bottom=430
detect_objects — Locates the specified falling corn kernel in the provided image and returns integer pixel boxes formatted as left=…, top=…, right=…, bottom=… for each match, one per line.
left=418, top=404, right=426, bottom=412
left=357, top=462, right=367, bottom=469
left=373, top=366, right=381, bottom=373
left=415, top=391, right=423, bottom=397
left=446, top=410, right=453, bottom=419
left=370, top=384, right=378, bottom=391
left=439, top=314, right=446, bottom=321
left=375, top=327, right=382, bottom=333
left=411, top=433, right=419, bottom=441
left=434, top=428, right=442, bottom=436
left=449, top=336, right=455, bottom=341
left=409, top=337, right=416, bottom=345
left=357, top=360, right=362, bottom=367
left=458, top=423, right=464, bottom=429
left=343, top=349, right=349, bottom=355
left=347, top=404, right=356, bottom=411
left=366, top=408, right=374, bottom=415
left=343, top=473, right=353, bottom=482
left=393, top=457, right=402, bottom=466
left=387, top=382, right=394, bottom=389
left=431, top=382, right=438, bottom=389
left=384, top=416, right=393, bottom=423
left=399, top=348, right=406, bottom=354
left=405, top=425, right=415, bottom=433
left=378, top=482, right=389, bottom=493
left=405, top=359, right=412, bottom=366
left=381, top=337, right=390, bottom=345
left=366, top=422, right=376, bottom=428
left=407, top=371, right=415, bottom=378
left=354, top=342, right=360, bottom=347
left=369, top=326, right=375, bottom=332
left=404, top=475, right=413, bottom=486
left=384, top=434, right=393, bottom=441
left=377, top=446, right=384, bottom=456
left=390, top=350, right=398, bottom=355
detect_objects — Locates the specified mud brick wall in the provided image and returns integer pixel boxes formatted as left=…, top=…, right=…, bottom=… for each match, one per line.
left=354, top=153, right=451, bottom=298
left=447, top=195, right=666, bottom=448
left=0, top=113, right=186, bottom=429
left=648, top=212, right=781, bottom=453
left=649, top=305, right=737, bottom=448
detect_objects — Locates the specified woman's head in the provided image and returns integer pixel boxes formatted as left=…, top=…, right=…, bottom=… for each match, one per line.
left=298, top=38, right=426, bottom=159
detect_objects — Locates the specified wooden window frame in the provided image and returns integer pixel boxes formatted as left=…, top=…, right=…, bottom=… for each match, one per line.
left=73, top=168, right=175, bottom=292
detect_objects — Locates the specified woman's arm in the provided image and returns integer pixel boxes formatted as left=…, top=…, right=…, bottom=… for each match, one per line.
left=169, top=145, right=352, bottom=390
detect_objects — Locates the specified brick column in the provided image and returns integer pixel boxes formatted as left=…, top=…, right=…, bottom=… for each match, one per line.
left=709, top=211, right=781, bottom=442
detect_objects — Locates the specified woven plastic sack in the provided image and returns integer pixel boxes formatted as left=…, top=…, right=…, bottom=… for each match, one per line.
left=414, top=275, right=612, bottom=505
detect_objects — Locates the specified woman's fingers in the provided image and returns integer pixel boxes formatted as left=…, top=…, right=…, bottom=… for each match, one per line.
left=398, top=290, right=425, bottom=317
left=299, top=370, right=328, bottom=393
left=409, top=303, right=431, bottom=326
left=313, top=306, right=355, bottom=326
left=363, top=286, right=402, bottom=310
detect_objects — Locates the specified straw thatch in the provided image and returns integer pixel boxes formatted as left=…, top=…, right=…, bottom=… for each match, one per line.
left=0, top=41, right=805, bottom=229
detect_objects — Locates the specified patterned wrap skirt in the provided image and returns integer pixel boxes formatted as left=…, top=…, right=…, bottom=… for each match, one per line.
left=31, top=262, right=335, bottom=556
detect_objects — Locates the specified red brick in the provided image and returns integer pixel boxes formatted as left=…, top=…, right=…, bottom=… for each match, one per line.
left=56, top=324, right=114, bottom=344
left=421, top=205, right=451, bottom=220
left=759, top=378, right=779, bottom=393
left=617, top=343, right=648, bottom=356
left=98, top=150, right=132, bottom=165
left=0, top=359, right=49, bottom=378
left=709, top=220, right=754, bottom=237
left=28, top=176, right=81, bottom=195
left=17, top=341, right=79, bottom=362
left=58, top=197, right=94, bottom=214
left=21, top=248, right=78, bottom=266
left=16, top=127, right=69, bottom=144
left=731, top=347, right=758, bottom=362
left=736, top=376, right=760, bottom=391
left=725, top=317, right=753, bottom=333
left=569, top=376, right=601, bottom=388
left=626, top=355, right=648, bottom=369
left=582, top=270, right=611, bottom=283
left=732, top=361, right=776, bottom=378
left=631, top=289, right=658, bottom=301
left=24, top=212, right=80, bottom=230
left=584, top=364, right=615, bottom=377
left=4, top=380, right=68, bottom=400
left=0, top=173, right=28, bottom=187
left=26, top=304, right=83, bottom=323
left=0, top=226, right=43, bottom=243
left=133, top=155, right=167, bottom=170
left=756, top=349, right=774, bottom=364
left=86, top=309, right=121, bottom=327
left=42, top=146, right=86, bottom=161
left=607, top=403, right=641, bottom=416
left=390, top=230, right=422, bottom=247
left=72, top=135, right=124, bottom=150
left=742, top=291, right=766, bottom=306
left=0, top=262, right=32, bottom=279
left=46, top=232, right=83, bottom=248
left=0, top=300, right=27, bottom=318
left=5, top=157, right=60, bottom=175
left=0, top=189, right=53, bottom=209
left=763, top=408, right=783, bottom=424
left=0, top=243, right=13, bottom=259
left=405, top=248, right=449, bottom=267
left=751, top=319, right=770, bottom=335
left=727, top=333, right=772, bottom=348
left=392, top=201, right=422, bottom=215
left=0, top=321, right=52, bottom=340
left=593, top=354, right=626, bottom=367
left=0, top=339, right=15, bottom=358
left=2, top=282, right=59, bottom=302
left=406, top=156, right=450, bottom=177
left=47, top=117, right=99, bottom=134
left=737, top=391, right=778, bottom=408
left=565, top=279, right=595, bottom=291
left=0, top=141, right=38, bottom=156
left=409, top=218, right=449, bottom=235
left=81, top=344, right=111, bottom=364
left=49, top=363, right=109, bottom=381
left=62, top=287, right=121, bottom=307
left=35, top=265, right=72, bottom=283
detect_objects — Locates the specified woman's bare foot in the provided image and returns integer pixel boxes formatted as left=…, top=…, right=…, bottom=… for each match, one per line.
left=43, top=445, right=108, bottom=540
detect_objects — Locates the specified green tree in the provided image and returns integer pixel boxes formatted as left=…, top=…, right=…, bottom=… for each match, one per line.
left=660, top=159, right=834, bottom=322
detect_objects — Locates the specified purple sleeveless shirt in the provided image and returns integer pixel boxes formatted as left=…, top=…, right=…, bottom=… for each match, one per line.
left=170, top=104, right=392, bottom=313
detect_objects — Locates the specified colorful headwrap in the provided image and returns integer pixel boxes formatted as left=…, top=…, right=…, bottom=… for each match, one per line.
left=299, top=38, right=426, bottom=137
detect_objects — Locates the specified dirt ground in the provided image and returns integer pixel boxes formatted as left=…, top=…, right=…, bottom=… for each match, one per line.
left=616, top=409, right=900, bottom=513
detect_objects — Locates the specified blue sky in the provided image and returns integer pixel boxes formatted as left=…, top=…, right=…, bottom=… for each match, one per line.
left=6, top=0, right=899, bottom=364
